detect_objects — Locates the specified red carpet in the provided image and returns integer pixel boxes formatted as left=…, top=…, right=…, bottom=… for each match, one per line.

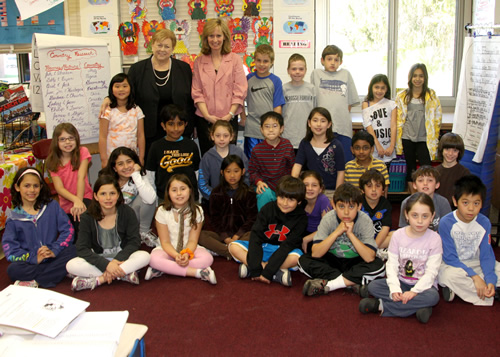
left=1, top=252, right=499, bottom=356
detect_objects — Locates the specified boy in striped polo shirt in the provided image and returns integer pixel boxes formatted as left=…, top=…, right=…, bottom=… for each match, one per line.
left=248, top=111, right=295, bottom=210
left=344, top=130, right=389, bottom=194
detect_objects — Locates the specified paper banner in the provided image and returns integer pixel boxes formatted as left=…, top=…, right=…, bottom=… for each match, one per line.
left=14, top=0, right=63, bottom=21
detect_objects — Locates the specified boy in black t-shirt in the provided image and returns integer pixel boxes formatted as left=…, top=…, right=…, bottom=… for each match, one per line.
left=359, top=169, right=392, bottom=256
left=146, top=104, right=201, bottom=201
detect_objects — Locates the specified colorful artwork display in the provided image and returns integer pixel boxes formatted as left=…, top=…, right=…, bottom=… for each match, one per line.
left=142, top=20, right=166, bottom=53
left=158, top=0, right=176, bottom=20
left=196, top=19, right=206, bottom=48
left=128, top=0, right=147, bottom=21
left=252, top=16, right=273, bottom=46
left=228, top=17, right=250, bottom=53
left=166, top=19, right=191, bottom=54
left=188, top=0, right=207, bottom=20
left=243, top=52, right=255, bottom=73
left=118, top=21, right=140, bottom=55
left=180, top=54, right=198, bottom=70
left=214, top=0, right=234, bottom=17
left=243, top=0, right=262, bottom=17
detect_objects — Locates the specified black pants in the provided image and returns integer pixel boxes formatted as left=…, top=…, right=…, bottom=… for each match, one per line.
left=401, top=139, right=431, bottom=182
left=196, top=115, right=239, bottom=157
left=298, top=252, right=385, bottom=285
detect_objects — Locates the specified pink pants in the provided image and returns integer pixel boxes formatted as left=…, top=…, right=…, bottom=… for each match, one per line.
left=149, top=246, right=213, bottom=277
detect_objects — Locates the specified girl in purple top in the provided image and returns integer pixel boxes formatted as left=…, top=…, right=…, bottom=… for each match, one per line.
left=300, top=170, right=332, bottom=252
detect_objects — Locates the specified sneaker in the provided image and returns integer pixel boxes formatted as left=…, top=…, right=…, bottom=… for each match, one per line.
left=416, top=307, right=433, bottom=324
left=376, top=248, right=388, bottom=261
left=120, top=271, right=139, bottom=285
left=442, top=286, right=455, bottom=302
left=238, top=264, right=249, bottom=279
left=71, top=276, right=97, bottom=292
left=359, top=298, right=380, bottom=314
left=145, top=267, right=163, bottom=281
left=302, top=279, right=329, bottom=296
left=200, top=267, right=217, bottom=285
left=14, top=280, right=38, bottom=288
left=273, top=269, right=292, bottom=287
left=359, top=284, right=370, bottom=298
left=140, top=230, right=159, bottom=248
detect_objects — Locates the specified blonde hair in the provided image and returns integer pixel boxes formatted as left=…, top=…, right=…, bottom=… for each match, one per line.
left=201, top=19, right=232, bottom=55
left=152, top=29, right=177, bottom=49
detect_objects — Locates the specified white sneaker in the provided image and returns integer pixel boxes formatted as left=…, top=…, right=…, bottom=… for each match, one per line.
left=200, top=267, right=217, bottom=285
left=145, top=267, right=163, bottom=281
left=238, top=264, right=249, bottom=279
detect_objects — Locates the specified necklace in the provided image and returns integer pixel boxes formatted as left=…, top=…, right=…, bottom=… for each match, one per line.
left=152, top=57, right=171, bottom=87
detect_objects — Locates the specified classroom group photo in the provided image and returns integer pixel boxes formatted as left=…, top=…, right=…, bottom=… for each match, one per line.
left=3, top=20, right=500, bottom=327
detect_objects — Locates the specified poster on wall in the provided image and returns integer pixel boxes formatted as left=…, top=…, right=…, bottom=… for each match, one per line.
left=30, top=34, right=110, bottom=144
left=0, top=0, right=64, bottom=44
left=88, top=14, right=113, bottom=35
left=453, top=36, right=500, bottom=163
left=278, top=12, right=311, bottom=37
left=14, top=0, right=63, bottom=21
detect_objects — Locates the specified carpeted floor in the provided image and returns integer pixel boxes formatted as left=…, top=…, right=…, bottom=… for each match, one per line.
left=1, top=251, right=499, bottom=357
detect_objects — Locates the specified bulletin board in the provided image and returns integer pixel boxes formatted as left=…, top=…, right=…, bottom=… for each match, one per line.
left=0, top=0, right=64, bottom=44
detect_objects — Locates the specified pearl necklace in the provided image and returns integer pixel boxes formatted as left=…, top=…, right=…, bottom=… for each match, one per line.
left=152, top=57, right=171, bottom=87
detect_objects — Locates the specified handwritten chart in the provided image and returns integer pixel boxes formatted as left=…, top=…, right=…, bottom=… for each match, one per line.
left=454, top=37, right=500, bottom=163
left=31, top=34, right=110, bottom=143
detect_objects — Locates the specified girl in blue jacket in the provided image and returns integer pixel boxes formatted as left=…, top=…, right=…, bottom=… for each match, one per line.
left=2, top=167, right=76, bottom=288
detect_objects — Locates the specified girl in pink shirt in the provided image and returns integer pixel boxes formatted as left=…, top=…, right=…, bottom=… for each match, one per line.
left=47, top=123, right=93, bottom=241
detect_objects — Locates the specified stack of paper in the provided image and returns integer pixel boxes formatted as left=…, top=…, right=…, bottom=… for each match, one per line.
left=0, top=285, right=129, bottom=356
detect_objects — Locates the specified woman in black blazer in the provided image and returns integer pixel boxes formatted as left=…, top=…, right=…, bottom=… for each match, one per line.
left=101, top=29, right=196, bottom=158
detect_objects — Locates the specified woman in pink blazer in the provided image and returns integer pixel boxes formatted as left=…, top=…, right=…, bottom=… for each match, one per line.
left=192, top=18, right=248, bottom=155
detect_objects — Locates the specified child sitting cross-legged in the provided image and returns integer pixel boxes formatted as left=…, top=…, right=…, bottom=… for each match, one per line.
left=399, top=165, right=451, bottom=231
left=228, top=176, right=308, bottom=287
left=299, top=183, right=385, bottom=297
left=438, top=175, right=500, bottom=306
left=359, top=192, right=442, bottom=324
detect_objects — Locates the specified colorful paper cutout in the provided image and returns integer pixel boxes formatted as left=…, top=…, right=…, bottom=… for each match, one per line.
left=252, top=17, right=273, bottom=47
left=166, top=19, right=191, bottom=55
left=243, top=0, right=261, bottom=17
left=196, top=19, right=206, bottom=48
left=283, top=20, right=307, bottom=34
left=214, top=0, right=234, bottom=18
left=118, top=21, right=140, bottom=56
left=188, top=0, right=207, bottom=20
left=142, top=20, right=166, bottom=53
left=243, top=52, right=255, bottom=73
left=128, top=0, right=147, bottom=21
left=180, top=54, right=199, bottom=71
left=158, top=0, right=176, bottom=20
left=228, top=17, right=250, bottom=53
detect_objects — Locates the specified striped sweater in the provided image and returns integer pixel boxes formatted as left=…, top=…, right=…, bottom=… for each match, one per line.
left=248, top=137, right=295, bottom=191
